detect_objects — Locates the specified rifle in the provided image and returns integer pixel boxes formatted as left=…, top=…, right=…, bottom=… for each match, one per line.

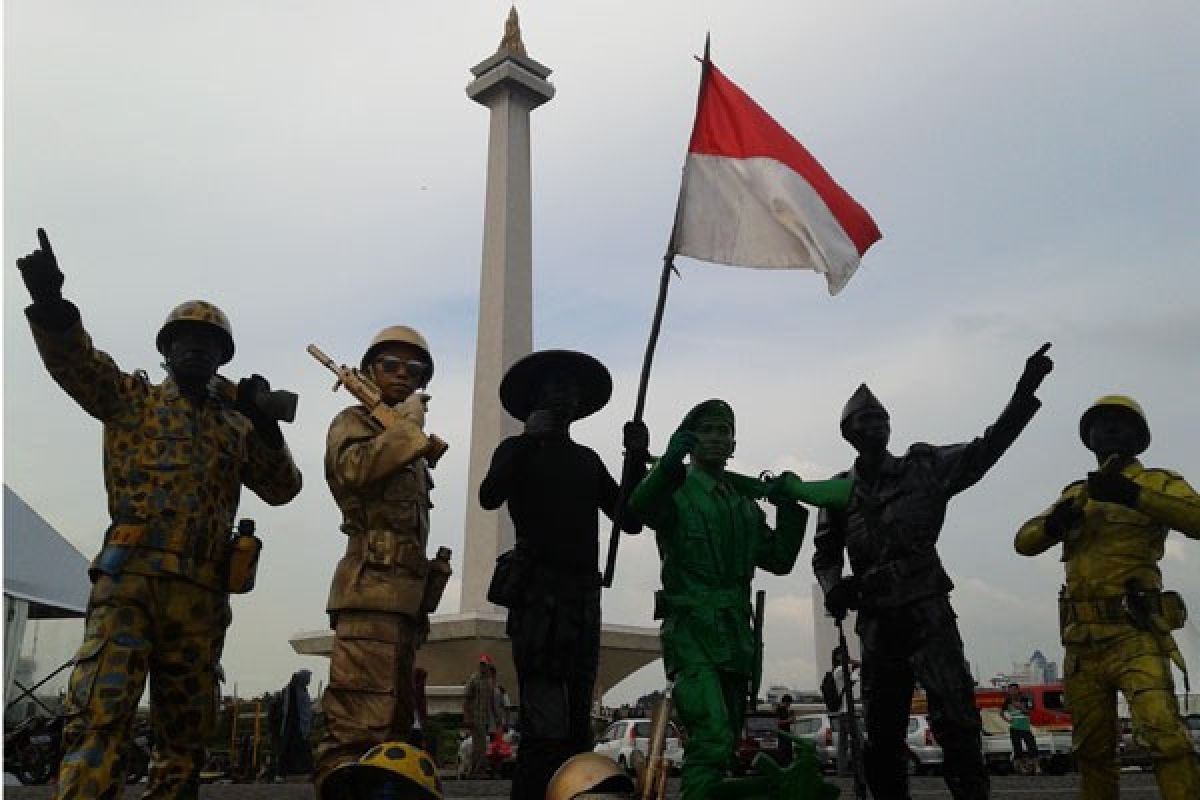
left=751, top=589, right=766, bottom=709
left=211, top=376, right=298, bottom=423
left=834, top=615, right=868, bottom=800
left=639, top=681, right=675, bottom=800
left=307, top=343, right=448, bottom=467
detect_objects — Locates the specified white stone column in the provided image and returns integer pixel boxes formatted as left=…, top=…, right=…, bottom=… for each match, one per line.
left=460, top=47, right=554, bottom=614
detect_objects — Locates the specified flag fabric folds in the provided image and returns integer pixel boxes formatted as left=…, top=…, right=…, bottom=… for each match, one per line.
left=671, top=61, right=881, bottom=295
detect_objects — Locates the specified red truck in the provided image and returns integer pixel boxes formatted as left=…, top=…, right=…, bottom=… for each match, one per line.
left=974, top=684, right=1071, bottom=730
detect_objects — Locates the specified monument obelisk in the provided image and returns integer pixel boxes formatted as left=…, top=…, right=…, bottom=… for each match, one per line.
left=459, top=8, right=554, bottom=614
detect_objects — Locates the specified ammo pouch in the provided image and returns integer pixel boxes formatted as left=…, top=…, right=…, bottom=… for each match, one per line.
left=224, top=532, right=262, bottom=594
left=488, top=549, right=528, bottom=609
left=1155, top=590, right=1187, bottom=633
left=420, top=547, right=453, bottom=614
left=1058, top=589, right=1187, bottom=633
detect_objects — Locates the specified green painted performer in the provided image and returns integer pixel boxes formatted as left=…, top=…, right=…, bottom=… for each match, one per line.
left=629, top=399, right=807, bottom=800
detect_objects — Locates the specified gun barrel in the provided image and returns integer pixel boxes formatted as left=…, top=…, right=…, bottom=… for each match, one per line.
left=306, top=343, right=337, bottom=372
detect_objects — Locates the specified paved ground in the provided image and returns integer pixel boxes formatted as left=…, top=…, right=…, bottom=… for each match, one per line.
left=3, top=772, right=1167, bottom=798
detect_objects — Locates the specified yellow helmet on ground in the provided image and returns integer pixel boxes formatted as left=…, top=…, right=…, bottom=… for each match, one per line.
left=156, top=300, right=234, bottom=364
left=320, top=742, right=442, bottom=800
left=1079, top=394, right=1151, bottom=455
left=545, top=752, right=636, bottom=800
left=361, top=325, right=434, bottom=379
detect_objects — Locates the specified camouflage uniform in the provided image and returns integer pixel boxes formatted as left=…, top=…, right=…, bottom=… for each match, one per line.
left=27, top=305, right=303, bottom=800
left=1016, top=459, right=1200, bottom=800
left=315, top=403, right=442, bottom=787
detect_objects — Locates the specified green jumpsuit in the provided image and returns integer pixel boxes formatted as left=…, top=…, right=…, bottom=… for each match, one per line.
left=631, top=461, right=806, bottom=800
left=1016, top=459, right=1200, bottom=800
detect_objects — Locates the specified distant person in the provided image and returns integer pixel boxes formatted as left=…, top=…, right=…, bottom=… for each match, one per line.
left=775, top=694, right=794, bottom=765
left=15, top=228, right=303, bottom=800
left=1016, top=394, right=1200, bottom=799
left=1001, top=683, right=1037, bottom=774
left=813, top=344, right=1053, bottom=800
left=463, top=654, right=500, bottom=778
left=279, top=670, right=315, bottom=779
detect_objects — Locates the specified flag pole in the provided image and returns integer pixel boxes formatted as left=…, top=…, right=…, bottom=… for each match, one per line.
left=602, top=36, right=712, bottom=588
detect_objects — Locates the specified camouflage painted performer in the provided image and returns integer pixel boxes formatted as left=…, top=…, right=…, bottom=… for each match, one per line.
left=479, top=350, right=646, bottom=800
left=629, top=399, right=807, bottom=800
left=812, top=343, right=1053, bottom=800
left=16, top=229, right=303, bottom=800
left=1016, top=395, right=1200, bottom=800
left=316, top=326, right=451, bottom=793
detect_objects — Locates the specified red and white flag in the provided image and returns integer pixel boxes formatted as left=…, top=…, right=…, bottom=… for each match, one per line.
left=672, top=60, right=881, bottom=295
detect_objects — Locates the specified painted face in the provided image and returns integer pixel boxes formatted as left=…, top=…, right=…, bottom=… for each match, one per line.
left=845, top=408, right=891, bottom=455
left=533, top=371, right=581, bottom=420
left=1087, top=408, right=1144, bottom=459
left=165, top=324, right=224, bottom=386
left=691, top=414, right=735, bottom=468
left=369, top=343, right=430, bottom=405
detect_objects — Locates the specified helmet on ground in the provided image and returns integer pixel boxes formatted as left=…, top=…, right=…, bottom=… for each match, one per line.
left=1079, top=394, right=1150, bottom=455
left=361, top=325, right=434, bottom=380
left=320, top=742, right=442, bottom=800
left=545, top=753, right=636, bottom=800
left=840, top=383, right=886, bottom=436
left=156, top=300, right=234, bottom=364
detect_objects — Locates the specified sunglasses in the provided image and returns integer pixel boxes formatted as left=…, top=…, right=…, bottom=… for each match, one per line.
left=374, top=357, right=429, bottom=381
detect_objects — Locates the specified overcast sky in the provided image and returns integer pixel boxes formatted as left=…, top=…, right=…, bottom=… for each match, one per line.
left=5, top=1, right=1200, bottom=705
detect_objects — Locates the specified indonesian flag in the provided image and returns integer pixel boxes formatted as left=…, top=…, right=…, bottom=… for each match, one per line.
left=672, top=60, right=882, bottom=295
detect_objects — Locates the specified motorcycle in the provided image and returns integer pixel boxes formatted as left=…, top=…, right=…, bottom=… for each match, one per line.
left=4, top=714, right=64, bottom=785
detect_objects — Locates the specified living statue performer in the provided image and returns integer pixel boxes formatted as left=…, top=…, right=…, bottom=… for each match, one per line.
left=15, top=228, right=303, bottom=800
left=812, top=343, right=1054, bottom=800
left=628, top=399, right=808, bottom=800
left=316, top=326, right=453, bottom=793
left=478, top=349, right=646, bottom=800
left=1016, top=395, right=1200, bottom=800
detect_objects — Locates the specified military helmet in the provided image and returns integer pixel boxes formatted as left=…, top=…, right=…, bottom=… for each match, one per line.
left=545, top=752, right=636, bottom=800
left=361, top=325, right=434, bottom=380
left=156, top=300, right=235, bottom=364
left=1079, top=394, right=1151, bottom=455
left=839, top=383, right=886, bottom=435
left=680, top=398, right=735, bottom=435
left=320, top=742, right=442, bottom=800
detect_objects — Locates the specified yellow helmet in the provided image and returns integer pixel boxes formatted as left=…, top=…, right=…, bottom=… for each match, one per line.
left=361, top=325, right=433, bottom=380
left=156, top=300, right=234, bottom=364
left=545, top=753, right=635, bottom=800
left=1079, top=394, right=1151, bottom=455
left=321, top=742, right=442, bottom=800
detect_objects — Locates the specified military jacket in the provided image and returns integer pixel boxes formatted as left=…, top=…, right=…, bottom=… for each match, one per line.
left=1015, top=458, right=1200, bottom=646
left=28, top=310, right=303, bottom=591
left=814, top=395, right=1040, bottom=608
left=631, top=463, right=806, bottom=677
left=325, top=405, right=433, bottom=614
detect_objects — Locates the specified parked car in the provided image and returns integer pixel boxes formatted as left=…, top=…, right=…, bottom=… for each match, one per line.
left=593, top=718, right=684, bottom=776
left=906, top=715, right=943, bottom=775
left=735, top=712, right=793, bottom=774
left=1186, top=714, right=1200, bottom=754
left=789, top=712, right=869, bottom=774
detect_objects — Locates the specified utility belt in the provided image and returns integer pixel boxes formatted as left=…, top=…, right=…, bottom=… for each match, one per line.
left=1059, top=588, right=1187, bottom=633
left=346, top=528, right=451, bottom=615
left=858, top=551, right=942, bottom=599
left=103, top=518, right=262, bottom=594
left=653, top=588, right=746, bottom=620
left=487, top=547, right=600, bottom=609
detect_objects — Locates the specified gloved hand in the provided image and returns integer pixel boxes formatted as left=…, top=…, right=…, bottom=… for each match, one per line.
left=1014, top=342, right=1053, bottom=399
left=1088, top=469, right=1140, bottom=508
left=623, top=420, right=650, bottom=462
left=397, top=390, right=428, bottom=428
left=16, top=228, right=65, bottom=305
left=660, top=427, right=697, bottom=468
left=764, top=471, right=798, bottom=507
left=1043, top=498, right=1083, bottom=539
left=237, top=374, right=283, bottom=447
left=824, top=577, right=861, bottom=620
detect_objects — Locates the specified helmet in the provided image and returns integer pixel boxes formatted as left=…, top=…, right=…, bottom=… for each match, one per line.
left=1079, top=395, right=1151, bottom=455
left=361, top=325, right=434, bottom=380
left=321, top=742, right=442, bottom=800
left=840, top=383, right=886, bottom=435
left=156, top=300, right=234, bottom=364
left=545, top=753, right=636, bottom=800
left=680, top=398, right=735, bottom=435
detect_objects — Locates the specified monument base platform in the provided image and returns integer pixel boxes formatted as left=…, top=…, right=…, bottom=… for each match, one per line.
left=290, top=611, right=661, bottom=712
